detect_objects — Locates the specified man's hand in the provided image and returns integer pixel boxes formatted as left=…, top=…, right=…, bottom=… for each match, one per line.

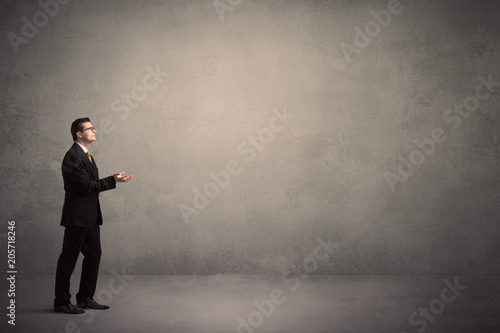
left=114, top=171, right=133, bottom=183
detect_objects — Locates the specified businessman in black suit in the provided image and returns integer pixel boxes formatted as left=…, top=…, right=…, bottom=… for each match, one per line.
left=54, top=117, right=132, bottom=314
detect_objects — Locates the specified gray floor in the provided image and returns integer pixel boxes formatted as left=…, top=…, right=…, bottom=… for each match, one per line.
left=6, top=274, right=500, bottom=333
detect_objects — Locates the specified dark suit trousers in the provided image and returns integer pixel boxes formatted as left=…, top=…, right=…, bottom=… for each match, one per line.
left=54, top=225, right=101, bottom=307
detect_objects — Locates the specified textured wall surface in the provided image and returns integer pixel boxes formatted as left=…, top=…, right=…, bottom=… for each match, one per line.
left=0, top=0, right=499, bottom=275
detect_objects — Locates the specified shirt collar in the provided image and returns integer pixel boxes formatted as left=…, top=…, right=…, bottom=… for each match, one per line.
left=75, top=142, right=88, bottom=154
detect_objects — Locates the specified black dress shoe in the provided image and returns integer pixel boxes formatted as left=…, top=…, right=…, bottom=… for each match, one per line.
left=54, top=303, right=85, bottom=314
left=77, top=297, right=109, bottom=310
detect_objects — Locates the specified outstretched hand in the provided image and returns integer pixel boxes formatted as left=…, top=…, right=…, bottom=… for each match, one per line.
left=114, top=171, right=133, bottom=183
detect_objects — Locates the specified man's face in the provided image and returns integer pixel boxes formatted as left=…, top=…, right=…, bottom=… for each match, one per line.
left=78, top=122, right=96, bottom=143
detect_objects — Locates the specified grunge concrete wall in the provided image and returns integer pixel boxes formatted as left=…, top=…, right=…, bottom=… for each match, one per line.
left=0, top=0, right=499, bottom=275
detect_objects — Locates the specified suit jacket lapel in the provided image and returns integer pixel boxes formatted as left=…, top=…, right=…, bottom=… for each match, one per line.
left=90, top=155, right=98, bottom=174
left=87, top=152, right=97, bottom=175
left=72, top=143, right=97, bottom=175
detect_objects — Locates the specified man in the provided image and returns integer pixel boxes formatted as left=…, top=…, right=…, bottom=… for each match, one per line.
left=54, top=117, right=133, bottom=314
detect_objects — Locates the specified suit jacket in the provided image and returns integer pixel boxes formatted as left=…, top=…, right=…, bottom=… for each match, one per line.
left=60, top=143, right=116, bottom=227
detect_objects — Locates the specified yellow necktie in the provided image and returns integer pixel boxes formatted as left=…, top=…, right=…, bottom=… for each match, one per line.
left=86, top=151, right=92, bottom=163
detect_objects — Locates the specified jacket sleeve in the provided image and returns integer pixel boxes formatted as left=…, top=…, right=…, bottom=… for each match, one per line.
left=62, top=151, right=116, bottom=195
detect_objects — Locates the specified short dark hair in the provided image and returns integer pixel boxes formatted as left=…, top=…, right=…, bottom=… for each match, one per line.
left=71, top=117, right=91, bottom=141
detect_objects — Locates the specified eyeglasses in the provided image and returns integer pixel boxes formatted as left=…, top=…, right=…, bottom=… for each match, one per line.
left=81, top=127, right=96, bottom=132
